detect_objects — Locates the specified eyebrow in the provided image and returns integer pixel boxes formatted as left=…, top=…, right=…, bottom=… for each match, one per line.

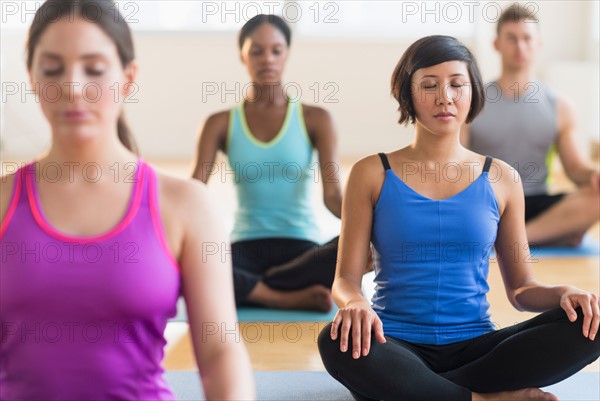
left=250, top=43, right=284, bottom=48
left=40, top=52, right=107, bottom=61
left=420, top=74, right=466, bottom=79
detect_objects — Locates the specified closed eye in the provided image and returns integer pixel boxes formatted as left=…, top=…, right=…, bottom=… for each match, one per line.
left=86, top=68, right=105, bottom=77
left=43, top=68, right=64, bottom=77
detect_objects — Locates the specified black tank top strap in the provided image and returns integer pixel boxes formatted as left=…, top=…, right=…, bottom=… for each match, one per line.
left=378, top=153, right=391, bottom=171
left=483, top=156, right=493, bottom=173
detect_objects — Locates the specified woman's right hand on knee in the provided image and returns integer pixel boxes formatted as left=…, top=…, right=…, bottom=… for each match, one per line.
left=330, top=301, right=386, bottom=359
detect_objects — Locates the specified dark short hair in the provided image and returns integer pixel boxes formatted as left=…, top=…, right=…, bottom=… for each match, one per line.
left=391, top=35, right=485, bottom=126
left=238, top=14, right=291, bottom=50
left=497, top=4, right=539, bottom=36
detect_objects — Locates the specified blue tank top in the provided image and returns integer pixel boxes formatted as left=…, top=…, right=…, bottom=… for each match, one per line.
left=226, top=100, right=320, bottom=243
left=371, top=154, right=499, bottom=345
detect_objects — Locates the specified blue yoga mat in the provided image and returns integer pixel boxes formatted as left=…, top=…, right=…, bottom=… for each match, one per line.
left=165, top=371, right=600, bottom=401
left=529, top=235, right=600, bottom=258
left=489, top=235, right=600, bottom=259
left=237, top=306, right=338, bottom=322
left=170, top=298, right=337, bottom=323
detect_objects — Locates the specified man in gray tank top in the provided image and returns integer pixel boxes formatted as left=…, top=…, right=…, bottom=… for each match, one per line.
left=464, top=4, right=599, bottom=246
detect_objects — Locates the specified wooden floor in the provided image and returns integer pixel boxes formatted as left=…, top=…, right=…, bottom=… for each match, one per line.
left=153, top=159, right=600, bottom=373
left=163, top=254, right=600, bottom=372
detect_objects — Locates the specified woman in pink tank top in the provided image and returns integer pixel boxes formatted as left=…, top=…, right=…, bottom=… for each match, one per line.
left=0, top=1, right=254, bottom=400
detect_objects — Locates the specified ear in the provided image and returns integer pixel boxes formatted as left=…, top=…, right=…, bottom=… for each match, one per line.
left=493, top=38, right=499, bottom=52
left=122, top=61, right=138, bottom=97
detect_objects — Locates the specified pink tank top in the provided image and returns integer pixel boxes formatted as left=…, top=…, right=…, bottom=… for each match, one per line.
left=0, top=160, right=180, bottom=400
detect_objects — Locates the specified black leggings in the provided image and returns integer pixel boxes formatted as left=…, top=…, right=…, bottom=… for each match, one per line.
left=318, top=308, right=600, bottom=401
left=232, top=236, right=339, bottom=305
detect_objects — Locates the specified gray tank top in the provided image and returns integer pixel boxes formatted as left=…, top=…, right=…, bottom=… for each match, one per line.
left=469, top=81, right=558, bottom=196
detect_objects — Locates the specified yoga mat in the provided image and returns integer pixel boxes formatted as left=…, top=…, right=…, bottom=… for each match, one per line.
left=165, top=371, right=352, bottom=400
left=164, top=371, right=600, bottom=401
left=489, top=235, right=600, bottom=259
left=528, top=235, right=600, bottom=258
left=170, top=297, right=338, bottom=323
left=237, top=306, right=338, bottom=322
left=542, top=371, right=600, bottom=401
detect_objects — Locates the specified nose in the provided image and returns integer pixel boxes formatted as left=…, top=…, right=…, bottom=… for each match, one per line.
left=61, top=66, right=85, bottom=102
left=437, top=83, right=454, bottom=105
left=263, top=50, right=276, bottom=65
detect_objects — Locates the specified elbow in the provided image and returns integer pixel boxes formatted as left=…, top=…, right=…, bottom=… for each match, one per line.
left=323, top=191, right=339, bottom=205
left=323, top=192, right=342, bottom=214
left=506, top=287, right=524, bottom=311
left=509, top=288, right=529, bottom=312
left=511, top=297, right=527, bottom=312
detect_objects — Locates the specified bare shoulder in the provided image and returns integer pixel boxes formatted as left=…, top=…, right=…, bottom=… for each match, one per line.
left=488, top=157, right=522, bottom=215
left=302, top=103, right=331, bottom=118
left=201, top=110, right=230, bottom=138
left=1, top=171, right=18, bottom=223
left=556, top=94, right=575, bottom=111
left=348, top=154, right=388, bottom=204
left=204, top=109, right=230, bottom=129
left=155, top=170, right=213, bottom=216
left=197, top=109, right=231, bottom=151
left=352, top=154, right=386, bottom=175
left=301, top=103, right=334, bottom=128
left=491, top=157, right=520, bottom=187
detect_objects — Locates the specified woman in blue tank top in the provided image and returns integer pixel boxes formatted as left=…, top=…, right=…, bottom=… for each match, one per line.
left=192, top=15, right=351, bottom=311
left=318, top=35, right=599, bottom=401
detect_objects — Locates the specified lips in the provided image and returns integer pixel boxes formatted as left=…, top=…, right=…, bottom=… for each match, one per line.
left=63, top=110, right=91, bottom=121
left=434, top=112, right=455, bottom=117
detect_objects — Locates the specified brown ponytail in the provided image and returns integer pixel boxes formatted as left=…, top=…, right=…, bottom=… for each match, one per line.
left=117, top=113, right=138, bottom=154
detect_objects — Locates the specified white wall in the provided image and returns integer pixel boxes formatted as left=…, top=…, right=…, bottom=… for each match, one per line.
left=1, top=1, right=598, bottom=162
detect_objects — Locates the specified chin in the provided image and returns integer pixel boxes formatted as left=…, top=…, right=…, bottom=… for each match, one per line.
left=255, top=77, right=281, bottom=85
left=55, top=125, right=101, bottom=143
left=511, top=59, right=529, bottom=69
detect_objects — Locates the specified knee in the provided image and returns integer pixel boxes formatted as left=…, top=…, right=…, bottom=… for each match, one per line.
left=317, top=323, right=338, bottom=366
left=577, top=186, right=600, bottom=219
left=571, top=308, right=600, bottom=355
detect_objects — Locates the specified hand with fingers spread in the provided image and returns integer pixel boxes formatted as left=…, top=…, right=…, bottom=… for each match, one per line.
left=330, top=300, right=387, bottom=359
left=560, top=288, right=600, bottom=341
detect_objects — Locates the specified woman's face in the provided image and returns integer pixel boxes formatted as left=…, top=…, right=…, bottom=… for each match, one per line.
left=411, top=60, right=472, bottom=137
left=28, top=17, right=136, bottom=144
left=240, top=23, right=288, bottom=86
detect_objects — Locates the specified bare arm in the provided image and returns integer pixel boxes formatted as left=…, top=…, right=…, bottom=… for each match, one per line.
left=191, top=112, right=229, bottom=184
left=494, top=160, right=565, bottom=310
left=177, top=180, right=255, bottom=399
left=556, top=96, right=600, bottom=188
left=304, top=105, right=342, bottom=219
left=330, top=156, right=386, bottom=358
left=493, top=160, right=599, bottom=339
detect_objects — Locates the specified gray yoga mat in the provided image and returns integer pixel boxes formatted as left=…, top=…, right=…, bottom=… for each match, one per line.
left=164, top=370, right=600, bottom=401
